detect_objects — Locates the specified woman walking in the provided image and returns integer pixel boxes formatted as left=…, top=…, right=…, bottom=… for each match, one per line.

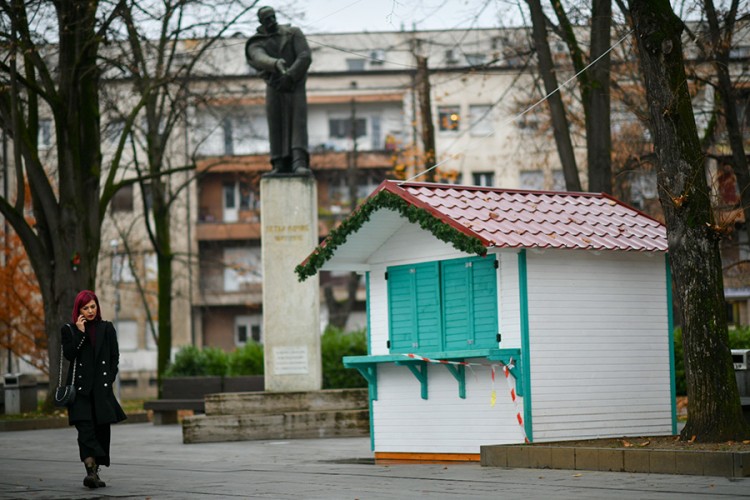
left=61, top=290, right=127, bottom=488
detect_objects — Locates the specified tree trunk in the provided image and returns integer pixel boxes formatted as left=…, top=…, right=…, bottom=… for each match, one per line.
left=526, top=0, right=581, bottom=191
left=416, top=56, right=436, bottom=183
left=629, top=0, right=748, bottom=441
left=586, top=0, right=613, bottom=193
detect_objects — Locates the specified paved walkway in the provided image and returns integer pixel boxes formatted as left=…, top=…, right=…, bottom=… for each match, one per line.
left=0, top=423, right=748, bottom=499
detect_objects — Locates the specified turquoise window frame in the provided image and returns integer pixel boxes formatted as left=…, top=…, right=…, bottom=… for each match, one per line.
left=386, top=255, right=499, bottom=355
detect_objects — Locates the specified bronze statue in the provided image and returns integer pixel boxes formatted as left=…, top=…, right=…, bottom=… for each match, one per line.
left=246, top=6, right=312, bottom=175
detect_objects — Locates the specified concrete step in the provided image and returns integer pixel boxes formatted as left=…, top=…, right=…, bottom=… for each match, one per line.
left=204, top=388, right=368, bottom=416
left=182, top=408, right=370, bottom=444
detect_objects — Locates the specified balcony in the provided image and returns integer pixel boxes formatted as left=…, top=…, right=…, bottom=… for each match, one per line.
left=196, top=221, right=261, bottom=241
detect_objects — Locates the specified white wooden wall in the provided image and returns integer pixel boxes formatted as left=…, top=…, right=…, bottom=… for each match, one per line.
left=372, top=361, right=526, bottom=453
left=525, top=249, right=672, bottom=442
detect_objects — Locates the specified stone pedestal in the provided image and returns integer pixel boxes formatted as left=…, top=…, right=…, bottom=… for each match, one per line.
left=260, top=175, right=321, bottom=392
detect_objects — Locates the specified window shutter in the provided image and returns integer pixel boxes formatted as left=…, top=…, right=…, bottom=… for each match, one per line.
left=442, top=259, right=472, bottom=350
left=471, top=257, right=499, bottom=348
left=387, top=265, right=414, bottom=353
left=387, top=262, right=441, bottom=352
left=414, top=262, right=441, bottom=351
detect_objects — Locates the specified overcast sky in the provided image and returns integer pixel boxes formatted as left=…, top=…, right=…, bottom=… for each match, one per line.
left=271, top=0, right=521, bottom=34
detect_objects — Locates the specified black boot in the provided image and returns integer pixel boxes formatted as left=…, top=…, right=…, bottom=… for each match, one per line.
left=291, top=149, right=311, bottom=174
left=82, top=458, right=105, bottom=488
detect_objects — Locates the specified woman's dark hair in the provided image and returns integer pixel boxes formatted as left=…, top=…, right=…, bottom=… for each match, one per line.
left=71, top=290, right=102, bottom=324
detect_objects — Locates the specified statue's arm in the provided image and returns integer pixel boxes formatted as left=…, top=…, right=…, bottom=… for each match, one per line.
left=286, top=28, right=312, bottom=81
left=246, top=40, right=283, bottom=73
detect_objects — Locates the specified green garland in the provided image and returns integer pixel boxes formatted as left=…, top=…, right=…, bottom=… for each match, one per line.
left=295, top=190, right=487, bottom=281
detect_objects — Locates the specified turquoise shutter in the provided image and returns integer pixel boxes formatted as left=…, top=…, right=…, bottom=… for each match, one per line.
left=387, top=265, right=415, bottom=353
left=414, top=261, right=441, bottom=351
left=442, top=259, right=472, bottom=350
left=471, top=257, right=499, bottom=349
left=387, top=262, right=441, bottom=352
left=441, top=256, right=498, bottom=350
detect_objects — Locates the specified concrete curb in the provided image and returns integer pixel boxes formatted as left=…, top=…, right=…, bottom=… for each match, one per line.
left=481, top=444, right=750, bottom=477
left=0, top=411, right=149, bottom=432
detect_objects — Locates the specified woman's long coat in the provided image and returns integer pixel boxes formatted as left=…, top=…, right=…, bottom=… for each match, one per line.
left=61, top=321, right=127, bottom=425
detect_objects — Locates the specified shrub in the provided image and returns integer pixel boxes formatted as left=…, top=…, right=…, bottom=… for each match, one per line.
left=165, top=345, right=210, bottom=377
left=728, top=326, right=750, bottom=349
left=202, top=347, right=230, bottom=376
left=227, top=342, right=264, bottom=376
left=165, top=345, right=228, bottom=377
left=321, top=326, right=367, bottom=389
left=166, top=327, right=367, bottom=388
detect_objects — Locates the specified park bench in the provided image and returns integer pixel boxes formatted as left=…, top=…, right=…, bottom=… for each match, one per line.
left=144, top=376, right=264, bottom=425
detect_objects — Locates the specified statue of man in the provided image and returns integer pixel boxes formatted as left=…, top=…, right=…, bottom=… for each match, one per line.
left=245, top=6, right=312, bottom=175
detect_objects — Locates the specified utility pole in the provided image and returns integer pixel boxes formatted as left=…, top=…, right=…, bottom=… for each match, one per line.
left=415, top=55, right=436, bottom=182
left=348, top=98, right=359, bottom=212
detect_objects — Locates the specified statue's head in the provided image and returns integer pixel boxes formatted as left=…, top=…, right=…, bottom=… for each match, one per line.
left=258, top=6, right=278, bottom=33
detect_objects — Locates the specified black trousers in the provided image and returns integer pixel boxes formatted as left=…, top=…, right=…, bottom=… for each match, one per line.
left=74, top=394, right=111, bottom=467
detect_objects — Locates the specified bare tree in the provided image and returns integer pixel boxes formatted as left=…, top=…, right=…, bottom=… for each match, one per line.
left=0, top=0, right=124, bottom=408
left=526, top=0, right=583, bottom=191
left=629, top=0, right=748, bottom=441
left=106, top=0, right=259, bottom=394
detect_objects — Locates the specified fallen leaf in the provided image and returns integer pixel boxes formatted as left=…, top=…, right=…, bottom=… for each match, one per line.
left=689, top=435, right=697, bottom=443
left=638, top=441, right=650, bottom=447
left=573, top=473, right=583, bottom=477
left=743, top=440, right=750, bottom=445
left=621, top=440, right=633, bottom=448
left=489, top=212, right=499, bottom=219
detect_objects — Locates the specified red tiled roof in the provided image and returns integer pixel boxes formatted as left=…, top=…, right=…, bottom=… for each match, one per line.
left=378, top=181, right=667, bottom=252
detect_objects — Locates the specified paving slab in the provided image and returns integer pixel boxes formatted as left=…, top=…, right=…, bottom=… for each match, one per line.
left=0, top=424, right=749, bottom=499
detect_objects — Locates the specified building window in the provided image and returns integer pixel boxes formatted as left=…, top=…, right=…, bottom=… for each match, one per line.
left=387, top=256, right=498, bottom=353
left=552, top=170, right=566, bottom=191
left=38, top=119, right=52, bottom=149
left=438, top=106, right=460, bottom=132
left=472, top=172, right=494, bottom=187
left=369, top=49, right=385, bottom=66
left=224, top=246, right=262, bottom=292
left=110, top=184, right=134, bottom=213
left=329, top=118, right=367, bottom=139
left=112, top=253, right=137, bottom=283
left=117, top=320, right=138, bottom=351
left=520, top=170, right=544, bottom=190
left=466, top=53, right=486, bottom=66
left=144, top=252, right=158, bottom=282
left=346, top=58, right=366, bottom=71
left=469, top=105, right=493, bottom=136
left=104, top=119, right=125, bottom=144
left=445, top=49, right=459, bottom=65
left=195, top=108, right=269, bottom=156
left=236, top=315, right=262, bottom=345
left=145, top=321, right=158, bottom=351
left=223, top=181, right=257, bottom=223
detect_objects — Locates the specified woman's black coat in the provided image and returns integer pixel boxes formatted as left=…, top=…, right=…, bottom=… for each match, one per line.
left=61, top=321, right=127, bottom=425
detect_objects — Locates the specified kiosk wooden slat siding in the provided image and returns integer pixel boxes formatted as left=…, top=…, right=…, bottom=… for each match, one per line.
left=297, top=181, right=672, bottom=460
